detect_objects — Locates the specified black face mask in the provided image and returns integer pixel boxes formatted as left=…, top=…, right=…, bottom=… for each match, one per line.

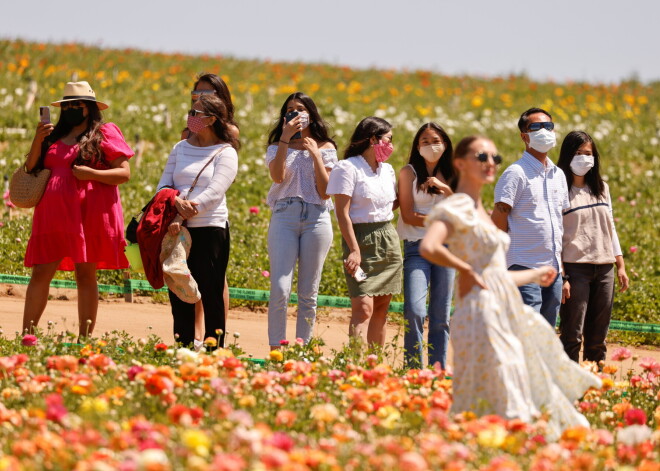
left=61, top=107, right=86, bottom=127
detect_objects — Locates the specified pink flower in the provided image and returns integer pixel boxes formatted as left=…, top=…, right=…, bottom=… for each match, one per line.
left=629, top=246, right=638, bottom=253
left=0, top=222, right=4, bottom=227
left=261, top=270, right=270, bottom=277
left=617, top=195, right=626, bottom=202
left=624, top=408, right=647, bottom=426
left=295, top=338, right=304, bottom=345
left=611, top=347, right=632, bottom=362
left=279, top=339, right=290, bottom=346
left=2, top=190, right=9, bottom=200
left=399, top=452, right=428, bottom=471
left=638, top=357, right=660, bottom=374
left=21, top=334, right=38, bottom=346
left=629, top=200, right=637, bottom=206
left=45, top=393, right=68, bottom=423
left=6, top=200, right=16, bottom=208
left=249, top=206, right=260, bottom=214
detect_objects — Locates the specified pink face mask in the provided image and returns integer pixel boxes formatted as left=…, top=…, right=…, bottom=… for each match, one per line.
left=187, top=115, right=208, bottom=134
left=373, top=140, right=394, bottom=163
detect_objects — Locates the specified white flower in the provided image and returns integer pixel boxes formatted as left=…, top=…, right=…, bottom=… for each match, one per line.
left=144, top=185, right=153, bottom=193
left=239, top=163, right=249, bottom=173
left=176, top=348, right=199, bottom=363
left=650, top=137, right=659, bottom=146
left=136, top=449, right=170, bottom=470
left=254, top=158, right=264, bottom=166
left=152, top=114, right=163, bottom=123
left=617, top=425, right=652, bottom=446
left=645, top=170, right=653, bottom=177
left=14, top=88, right=24, bottom=96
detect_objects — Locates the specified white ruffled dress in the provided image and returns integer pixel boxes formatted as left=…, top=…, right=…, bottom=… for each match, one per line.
left=427, top=194, right=602, bottom=440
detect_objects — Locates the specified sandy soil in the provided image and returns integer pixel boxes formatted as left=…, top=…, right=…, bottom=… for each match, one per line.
left=0, top=284, right=657, bottom=372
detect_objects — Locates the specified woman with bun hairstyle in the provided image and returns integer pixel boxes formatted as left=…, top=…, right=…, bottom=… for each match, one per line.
left=327, top=116, right=402, bottom=347
left=397, top=122, right=455, bottom=368
left=265, top=92, right=337, bottom=348
left=556, top=130, right=629, bottom=364
left=22, top=81, right=133, bottom=337
left=420, top=135, right=600, bottom=440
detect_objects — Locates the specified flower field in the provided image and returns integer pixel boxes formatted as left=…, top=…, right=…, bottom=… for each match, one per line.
left=0, top=331, right=657, bottom=470
left=0, top=39, right=658, bottom=344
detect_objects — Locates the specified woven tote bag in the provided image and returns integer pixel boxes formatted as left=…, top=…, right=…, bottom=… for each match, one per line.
left=9, top=166, right=51, bottom=208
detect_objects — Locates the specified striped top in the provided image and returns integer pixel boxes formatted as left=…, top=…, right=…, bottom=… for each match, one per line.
left=562, top=182, right=622, bottom=264
left=158, top=140, right=238, bottom=228
left=494, top=151, right=569, bottom=270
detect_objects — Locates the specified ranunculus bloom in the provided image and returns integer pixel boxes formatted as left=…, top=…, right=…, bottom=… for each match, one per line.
left=21, top=334, right=38, bottom=346
left=154, top=343, right=168, bottom=352
left=269, top=350, right=284, bottom=362
left=638, top=357, right=660, bottom=374
left=261, top=270, right=270, bottom=277
left=624, top=408, right=647, bottom=426
left=611, top=347, right=632, bottom=362
left=629, top=246, right=638, bottom=253
left=249, top=206, right=259, bottom=214
left=279, top=339, right=290, bottom=346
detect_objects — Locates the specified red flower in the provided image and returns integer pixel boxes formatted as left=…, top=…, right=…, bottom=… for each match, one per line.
left=629, top=246, right=638, bottom=253
left=154, top=343, right=168, bottom=352
left=624, top=408, right=647, bottom=426
left=249, top=206, right=260, bottom=214
left=21, top=334, right=38, bottom=346
left=45, top=394, right=68, bottom=423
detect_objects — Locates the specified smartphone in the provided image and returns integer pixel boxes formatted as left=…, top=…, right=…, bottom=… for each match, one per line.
left=285, top=110, right=301, bottom=140
left=39, top=106, right=51, bottom=124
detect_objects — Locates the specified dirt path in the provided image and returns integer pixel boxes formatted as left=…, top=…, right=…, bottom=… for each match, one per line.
left=1, top=285, right=657, bottom=372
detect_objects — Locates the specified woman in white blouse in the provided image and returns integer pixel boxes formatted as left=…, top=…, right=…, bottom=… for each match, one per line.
left=158, top=94, right=238, bottom=348
left=266, top=92, right=337, bottom=348
left=327, top=117, right=402, bottom=347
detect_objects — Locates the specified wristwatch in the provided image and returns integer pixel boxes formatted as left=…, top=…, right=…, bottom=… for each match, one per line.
left=562, top=273, right=570, bottom=282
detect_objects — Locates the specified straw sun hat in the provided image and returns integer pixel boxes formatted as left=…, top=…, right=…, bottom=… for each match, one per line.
left=51, top=81, right=108, bottom=110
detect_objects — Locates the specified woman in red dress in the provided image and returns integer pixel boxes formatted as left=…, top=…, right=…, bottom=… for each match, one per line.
left=22, top=81, right=134, bottom=337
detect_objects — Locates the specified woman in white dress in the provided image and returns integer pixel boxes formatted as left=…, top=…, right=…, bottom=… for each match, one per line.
left=420, top=135, right=601, bottom=440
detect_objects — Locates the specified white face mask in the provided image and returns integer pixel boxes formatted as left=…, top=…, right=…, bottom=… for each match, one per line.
left=570, top=154, right=594, bottom=176
left=419, top=143, right=445, bottom=163
left=298, top=111, right=310, bottom=130
left=527, top=128, right=556, bottom=153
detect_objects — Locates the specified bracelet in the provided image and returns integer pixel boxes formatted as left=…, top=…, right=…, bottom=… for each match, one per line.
left=280, top=140, right=289, bottom=145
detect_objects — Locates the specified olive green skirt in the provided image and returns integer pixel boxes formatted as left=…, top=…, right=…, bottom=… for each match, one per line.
left=342, top=221, right=402, bottom=298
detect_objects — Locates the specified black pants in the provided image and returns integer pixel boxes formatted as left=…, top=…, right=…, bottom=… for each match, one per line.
left=559, top=262, right=614, bottom=363
left=169, top=226, right=229, bottom=347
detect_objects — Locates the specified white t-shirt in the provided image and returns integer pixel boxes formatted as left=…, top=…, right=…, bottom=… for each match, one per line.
left=326, top=155, right=396, bottom=223
left=157, top=140, right=238, bottom=228
left=265, top=145, right=338, bottom=208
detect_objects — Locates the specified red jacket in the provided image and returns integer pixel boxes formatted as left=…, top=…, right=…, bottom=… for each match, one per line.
left=137, top=188, right=179, bottom=289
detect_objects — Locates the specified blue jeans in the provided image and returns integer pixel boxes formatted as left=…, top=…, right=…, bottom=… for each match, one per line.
left=403, top=240, right=455, bottom=369
left=267, top=197, right=333, bottom=346
left=509, top=264, right=562, bottom=328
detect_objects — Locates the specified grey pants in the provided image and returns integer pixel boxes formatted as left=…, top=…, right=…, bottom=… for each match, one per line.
left=559, top=263, right=614, bottom=363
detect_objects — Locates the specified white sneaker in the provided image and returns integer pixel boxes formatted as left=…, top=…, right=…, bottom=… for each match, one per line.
left=193, top=339, right=203, bottom=352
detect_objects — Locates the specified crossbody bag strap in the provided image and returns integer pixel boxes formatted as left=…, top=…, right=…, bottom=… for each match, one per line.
left=185, top=144, right=230, bottom=200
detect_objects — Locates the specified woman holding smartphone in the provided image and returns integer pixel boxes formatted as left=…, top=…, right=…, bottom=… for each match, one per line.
left=265, top=92, right=337, bottom=348
left=327, top=117, right=402, bottom=347
left=397, top=123, right=455, bottom=369
left=188, top=73, right=239, bottom=349
left=22, top=81, right=133, bottom=337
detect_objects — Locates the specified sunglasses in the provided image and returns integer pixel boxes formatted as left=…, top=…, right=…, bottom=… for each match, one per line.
left=475, top=152, right=503, bottom=165
left=527, top=122, right=555, bottom=132
left=60, top=100, right=86, bottom=110
left=188, top=109, right=210, bottom=117
left=191, top=89, right=217, bottom=101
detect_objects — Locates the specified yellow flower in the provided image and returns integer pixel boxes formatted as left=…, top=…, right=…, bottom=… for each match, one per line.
left=269, top=350, right=283, bottom=362
left=238, top=395, right=256, bottom=408
left=80, top=397, right=109, bottom=415
left=476, top=425, right=507, bottom=448
left=181, top=430, right=210, bottom=457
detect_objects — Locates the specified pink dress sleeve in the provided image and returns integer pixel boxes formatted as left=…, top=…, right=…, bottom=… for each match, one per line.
left=100, top=123, right=135, bottom=161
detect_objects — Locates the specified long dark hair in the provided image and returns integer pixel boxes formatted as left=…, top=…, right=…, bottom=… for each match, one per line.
left=557, top=130, right=605, bottom=198
left=267, top=92, right=336, bottom=148
left=33, top=101, right=105, bottom=173
left=344, top=117, right=391, bottom=159
left=408, top=122, right=454, bottom=193
left=194, top=73, right=237, bottom=125
left=197, top=94, right=240, bottom=150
